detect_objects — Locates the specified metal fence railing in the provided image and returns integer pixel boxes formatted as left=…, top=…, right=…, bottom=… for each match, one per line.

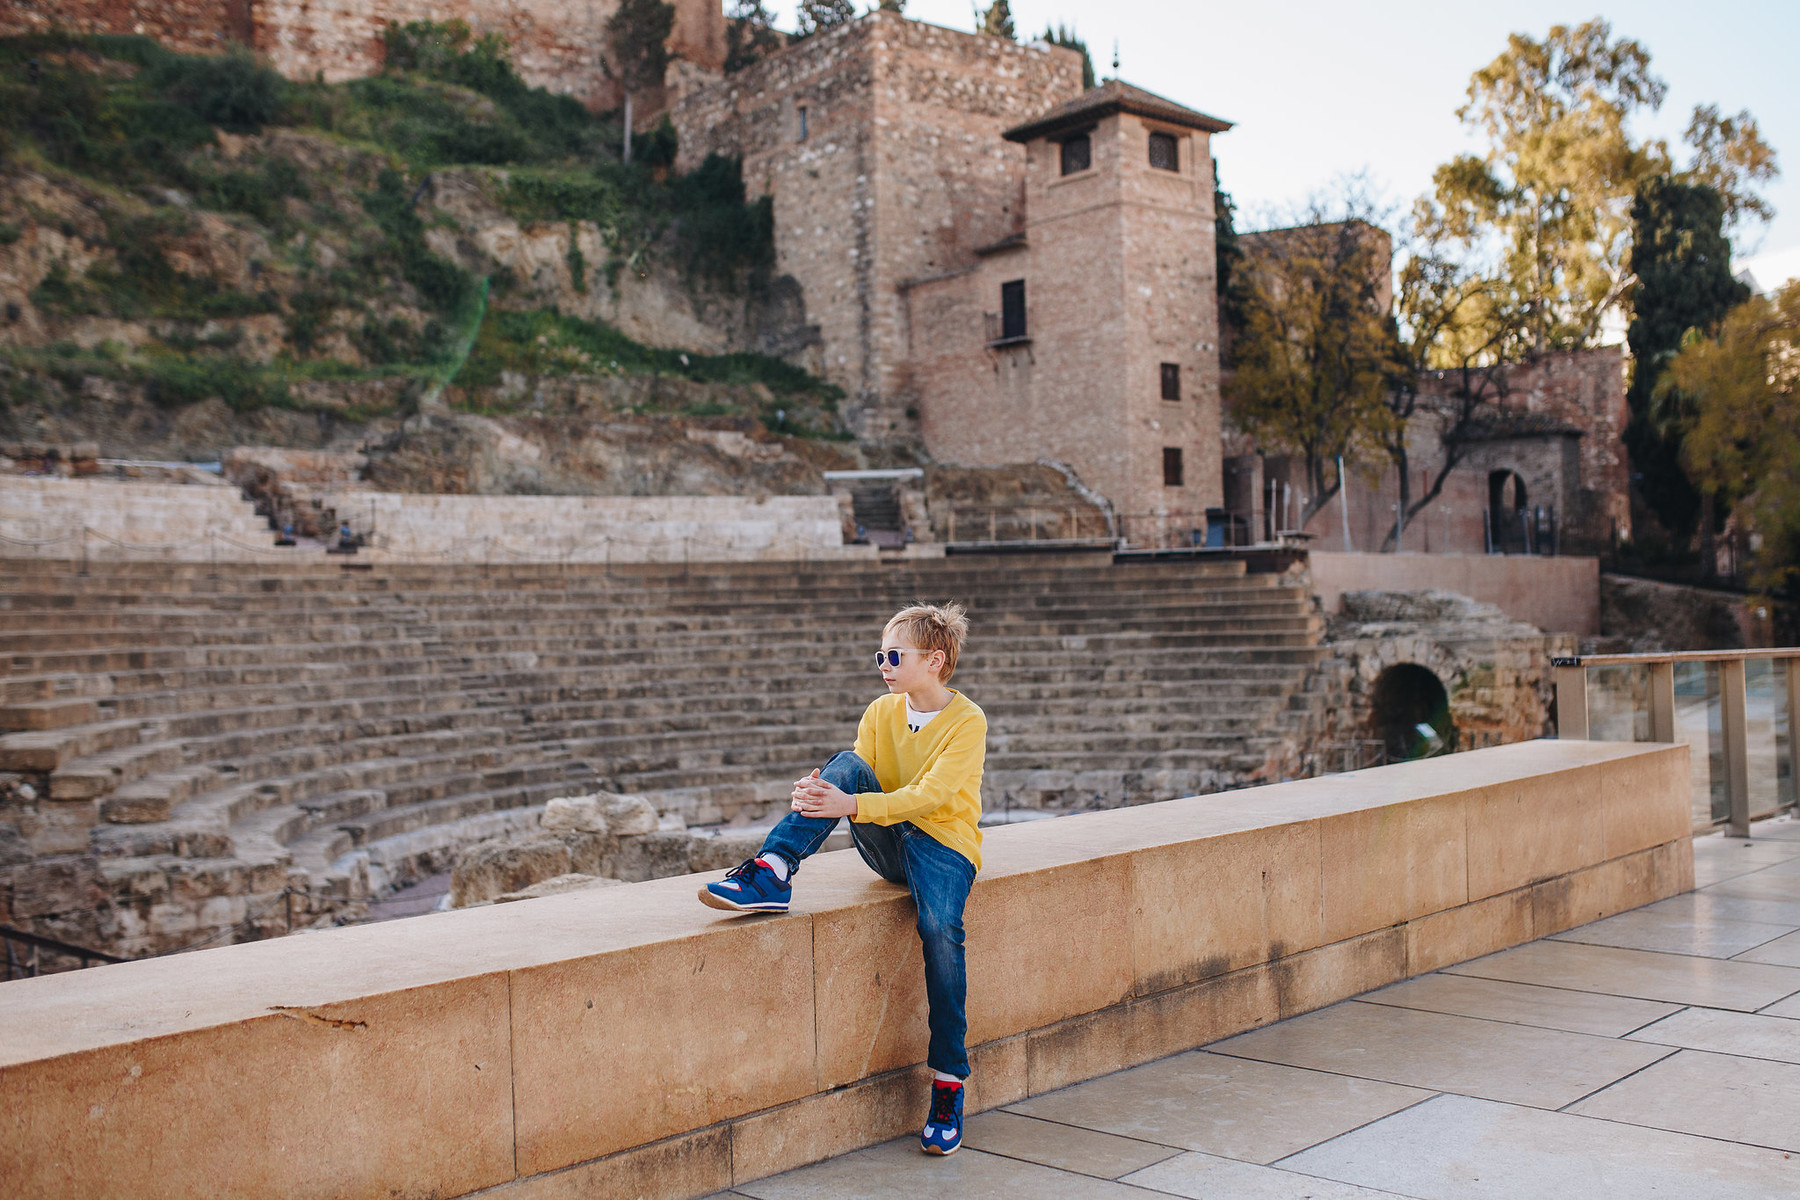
left=1554, top=649, right=1800, bottom=836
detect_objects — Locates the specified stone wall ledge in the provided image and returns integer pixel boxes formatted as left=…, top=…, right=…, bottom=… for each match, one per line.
left=0, top=739, right=1691, bottom=1198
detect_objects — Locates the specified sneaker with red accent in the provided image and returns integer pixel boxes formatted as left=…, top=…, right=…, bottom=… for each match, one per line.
left=920, top=1079, right=964, bottom=1155
left=698, top=856, right=792, bottom=913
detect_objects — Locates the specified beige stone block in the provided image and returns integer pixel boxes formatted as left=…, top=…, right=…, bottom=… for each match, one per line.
left=1654, top=836, right=1695, bottom=895
left=1271, top=929, right=1407, bottom=1020
left=510, top=916, right=816, bottom=1175
left=1465, top=774, right=1605, bottom=899
left=811, top=852, right=1136, bottom=1090
left=1126, top=963, right=1278, bottom=1063
left=494, top=1128, right=731, bottom=1200
left=1318, top=798, right=1466, bottom=944
left=1404, top=888, right=1535, bottom=976
left=1129, top=821, right=1322, bottom=995
left=967, top=1034, right=1027, bottom=1112
left=1531, top=850, right=1659, bottom=937
left=1026, top=1006, right=1131, bottom=1096
left=967, top=856, right=1137, bottom=1044
left=1600, top=743, right=1692, bottom=860
left=809, top=884, right=929, bottom=1090
left=0, top=978, right=513, bottom=1200
left=729, top=1065, right=930, bottom=1186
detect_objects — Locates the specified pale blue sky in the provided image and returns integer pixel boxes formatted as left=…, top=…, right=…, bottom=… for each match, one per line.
left=749, top=2, right=1798, bottom=284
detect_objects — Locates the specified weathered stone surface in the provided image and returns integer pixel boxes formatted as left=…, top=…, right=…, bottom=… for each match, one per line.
left=496, top=873, right=623, bottom=903
left=451, top=838, right=573, bottom=907
left=595, top=793, right=659, bottom=837
left=541, top=796, right=611, bottom=836
left=605, top=830, right=693, bottom=884
left=687, top=830, right=770, bottom=874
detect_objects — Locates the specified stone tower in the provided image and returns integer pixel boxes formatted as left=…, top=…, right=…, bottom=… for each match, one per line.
left=908, top=81, right=1232, bottom=529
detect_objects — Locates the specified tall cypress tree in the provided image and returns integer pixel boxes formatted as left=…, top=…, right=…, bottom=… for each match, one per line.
left=1623, top=176, right=1749, bottom=544
left=605, top=0, right=674, bottom=164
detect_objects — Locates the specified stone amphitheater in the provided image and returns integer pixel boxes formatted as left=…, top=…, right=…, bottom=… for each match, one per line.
left=0, top=544, right=1339, bottom=959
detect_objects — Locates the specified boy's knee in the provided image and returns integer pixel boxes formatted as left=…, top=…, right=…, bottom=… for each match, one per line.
left=915, top=908, right=962, bottom=947
left=820, top=750, right=874, bottom=791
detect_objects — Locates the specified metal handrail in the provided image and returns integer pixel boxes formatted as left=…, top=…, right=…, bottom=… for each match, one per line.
left=1554, top=646, right=1800, bottom=837
left=2, top=925, right=130, bottom=980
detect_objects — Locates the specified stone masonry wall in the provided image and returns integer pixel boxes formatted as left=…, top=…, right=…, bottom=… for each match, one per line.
left=908, top=108, right=1224, bottom=523
left=0, top=0, right=250, bottom=53
left=3, top=0, right=726, bottom=112
left=671, top=13, right=1082, bottom=438
left=1417, top=345, right=1630, bottom=550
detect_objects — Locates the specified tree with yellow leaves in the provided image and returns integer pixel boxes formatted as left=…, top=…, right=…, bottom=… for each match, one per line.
left=1667, top=282, right=1800, bottom=591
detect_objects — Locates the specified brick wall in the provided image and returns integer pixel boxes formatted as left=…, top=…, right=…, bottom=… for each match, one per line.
left=3, top=0, right=725, bottom=111
left=909, top=108, right=1226, bottom=524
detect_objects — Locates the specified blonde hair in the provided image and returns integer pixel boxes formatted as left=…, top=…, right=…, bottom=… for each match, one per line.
left=886, top=601, right=969, bottom=682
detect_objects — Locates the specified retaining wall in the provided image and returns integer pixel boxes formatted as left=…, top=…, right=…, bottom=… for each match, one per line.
left=1310, top=550, right=1602, bottom=635
left=0, top=739, right=1690, bottom=1198
left=0, top=477, right=862, bottom=563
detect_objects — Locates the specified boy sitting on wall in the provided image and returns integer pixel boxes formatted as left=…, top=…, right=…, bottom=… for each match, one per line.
left=701, top=602, right=986, bottom=1156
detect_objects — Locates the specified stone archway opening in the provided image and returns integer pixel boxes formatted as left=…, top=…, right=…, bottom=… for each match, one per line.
left=1489, top=469, right=1530, bottom=553
left=1370, top=663, right=1455, bottom=762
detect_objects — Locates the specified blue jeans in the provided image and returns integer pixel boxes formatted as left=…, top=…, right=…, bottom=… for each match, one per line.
left=760, top=751, right=976, bottom=1078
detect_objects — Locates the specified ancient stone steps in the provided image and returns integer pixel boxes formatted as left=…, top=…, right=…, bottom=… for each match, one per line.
left=2, top=552, right=1345, bottom=960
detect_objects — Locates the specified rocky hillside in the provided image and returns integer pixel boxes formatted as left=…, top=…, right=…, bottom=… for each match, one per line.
left=0, top=28, right=856, bottom=489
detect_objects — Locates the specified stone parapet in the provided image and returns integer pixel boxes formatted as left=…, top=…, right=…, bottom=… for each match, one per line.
left=0, top=739, right=1691, bottom=1198
left=313, top=491, right=853, bottom=563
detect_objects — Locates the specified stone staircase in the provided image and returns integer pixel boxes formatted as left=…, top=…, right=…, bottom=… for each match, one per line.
left=0, top=554, right=1340, bottom=958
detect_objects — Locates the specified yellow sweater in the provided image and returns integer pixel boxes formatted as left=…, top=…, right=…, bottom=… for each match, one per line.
left=852, top=690, right=987, bottom=871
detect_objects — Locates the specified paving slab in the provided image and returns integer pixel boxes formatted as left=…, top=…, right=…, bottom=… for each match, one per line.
left=728, top=1140, right=1152, bottom=1199
left=1550, top=907, right=1795, bottom=958
left=1121, top=1150, right=1419, bottom=1199
left=1008, top=1050, right=1431, bottom=1165
left=1570, top=1048, right=1800, bottom=1151
left=1637, top=889, right=1800, bottom=928
left=1445, top=938, right=1800, bottom=1010
left=1733, top=929, right=1800, bottom=967
left=1627, top=1006, right=1800, bottom=1064
left=1692, top=843, right=1800, bottom=888
left=960, top=1110, right=1181, bottom=1178
left=1702, top=871, right=1800, bottom=903
left=1210, top=1000, right=1671, bottom=1109
left=1744, top=818, right=1800, bottom=841
left=1356, top=973, right=1680, bottom=1037
left=1281, top=1093, right=1800, bottom=1200
left=1760, top=991, right=1800, bottom=1018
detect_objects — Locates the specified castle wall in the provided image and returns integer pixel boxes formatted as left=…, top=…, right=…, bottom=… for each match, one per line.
left=671, top=13, right=1082, bottom=434
left=0, top=0, right=251, bottom=52
left=2, top=0, right=725, bottom=111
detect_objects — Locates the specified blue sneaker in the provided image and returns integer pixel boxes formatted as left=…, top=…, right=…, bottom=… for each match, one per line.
left=699, top=857, right=791, bottom=913
left=920, top=1080, right=964, bottom=1155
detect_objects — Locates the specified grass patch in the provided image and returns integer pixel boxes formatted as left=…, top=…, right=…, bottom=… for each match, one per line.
left=459, top=307, right=840, bottom=401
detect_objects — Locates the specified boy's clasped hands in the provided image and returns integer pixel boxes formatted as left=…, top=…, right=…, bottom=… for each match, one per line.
left=792, top=768, right=858, bottom=818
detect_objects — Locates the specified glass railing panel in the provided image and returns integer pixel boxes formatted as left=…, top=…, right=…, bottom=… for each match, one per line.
left=1747, top=658, right=1782, bottom=820
left=1782, top=659, right=1798, bottom=812
left=1586, top=665, right=1650, bottom=743
left=1672, top=661, right=1724, bottom=828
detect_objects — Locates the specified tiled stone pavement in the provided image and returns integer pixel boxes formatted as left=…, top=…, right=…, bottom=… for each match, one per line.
left=707, top=818, right=1800, bottom=1199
